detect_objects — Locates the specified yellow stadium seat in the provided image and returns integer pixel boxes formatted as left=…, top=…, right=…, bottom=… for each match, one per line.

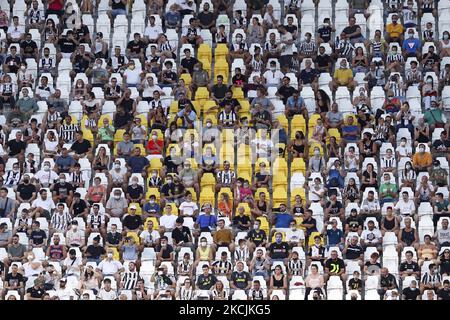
left=98, top=114, right=113, bottom=127
left=238, top=100, right=250, bottom=113
left=256, top=216, right=269, bottom=236
left=199, top=188, right=215, bottom=206
left=185, top=187, right=197, bottom=201
left=126, top=232, right=140, bottom=244
left=110, top=247, right=120, bottom=261
left=199, top=58, right=211, bottom=76
left=221, top=129, right=235, bottom=143
left=144, top=217, right=159, bottom=230
left=271, top=231, right=286, bottom=243
left=308, top=114, right=321, bottom=129
left=114, top=129, right=126, bottom=143
left=128, top=203, right=142, bottom=215
left=327, top=128, right=341, bottom=143
left=180, top=73, right=192, bottom=86
left=198, top=44, right=212, bottom=61
left=215, top=44, right=229, bottom=60
left=150, top=158, right=163, bottom=170
left=291, top=158, right=306, bottom=174
left=195, top=86, right=209, bottom=100
left=169, top=100, right=179, bottom=114
left=291, top=188, right=306, bottom=204
left=231, top=87, right=244, bottom=100
left=236, top=171, right=251, bottom=182
left=273, top=172, right=288, bottom=188
left=308, top=232, right=324, bottom=247
left=276, top=114, right=289, bottom=131
left=135, top=113, right=148, bottom=127
left=273, top=187, right=287, bottom=207
left=237, top=203, right=251, bottom=216
left=273, top=157, right=288, bottom=175
left=82, top=129, right=94, bottom=145
left=145, top=187, right=160, bottom=201
left=308, top=143, right=324, bottom=157
left=201, top=173, right=216, bottom=189
left=292, top=115, right=306, bottom=132
left=166, top=203, right=179, bottom=215
left=202, top=100, right=218, bottom=114
left=294, top=216, right=306, bottom=232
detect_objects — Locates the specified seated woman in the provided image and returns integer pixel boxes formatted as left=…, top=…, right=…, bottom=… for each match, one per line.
left=235, top=179, right=254, bottom=207
left=438, top=249, right=450, bottom=276
left=288, top=131, right=306, bottom=159
left=342, top=178, right=360, bottom=205
left=150, top=105, right=168, bottom=131
left=361, top=163, right=378, bottom=192
left=352, top=47, right=368, bottom=74
left=326, top=136, right=341, bottom=159
left=252, top=162, right=270, bottom=191
left=309, top=118, right=326, bottom=146
left=417, top=234, right=438, bottom=266
left=268, top=265, right=287, bottom=296
left=304, top=264, right=324, bottom=300
left=198, top=146, right=218, bottom=176
left=217, top=192, right=233, bottom=218
left=250, top=191, right=269, bottom=218
left=93, top=146, right=109, bottom=173
left=43, top=130, right=59, bottom=158
left=380, top=206, right=400, bottom=236
left=413, top=117, right=431, bottom=148
left=399, top=161, right=416, bottom=189
left=358, top=132, right=377, bottom=159
left=291, top=194, right=305, bottom=216
left=193, top=236, right=214, bottom=269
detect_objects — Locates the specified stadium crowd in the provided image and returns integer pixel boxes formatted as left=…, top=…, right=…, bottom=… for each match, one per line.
left=0, top=0, right=448, bottom=301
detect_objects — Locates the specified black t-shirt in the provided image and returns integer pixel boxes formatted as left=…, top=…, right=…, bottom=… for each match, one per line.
left=86, top=244, right=106, bottom=259
left=74, top=25, right=90, bottom=42
left=123, top=214, right=142, bottom=230
left=160, top=183, right=176, bottom=197
left=114, top=112, right=133, bottom=129
left=325, top=201, right=343, bottom=216
left=233, top=215, right=250, bottom=231
left=300, top=68, right=317, bottom=84
left=277, top=85, right=296, bottom=104
left=161, top=70, right=178, bottom=84
left=348, top=278, right=363, bottom=291
left=163, top=156, right=181, bottom=173
left=196, top=273, right=217, bottom=290
left=269, top=242, right=290, bottom=260
left=317, top=26, right=332, bottom=42
left=17, top=183, right=36, bottom=200
left=380, top=274, right=397, bottom=288
left=126, top=40, right=146, bottom=54
left=440, top=258, right=450, bottom=275
left=20, top=40, right=38, bottom=54
left=325, top=258, right=345, bottom=274
left=285, top=25, right=297, bottom=35
left=181, top=57, right=198, bottom=74
left=438, top=288, right=450, bottom=300
left=7, top=140, right=26, bottom=156
left=346, top=215, right=364, bottom=230
left=212, top=84, right=227, bottom=100
left=5, top=272, right=24, bottom=287
left=106, top=231, right=122, bottom=245
left=70, top=139, right=91, bottom=155
left=126, top=185, right=144, bottom=200
left=53, top=182, right=74, bottom=197
left=171, top=226, right=191, bottom=244
left=302, top=217, right=317, bottom=236
left=198, top=11, right=215, bottom=27
left=219, top=98, right=241, bottom=111
left=57, top=38, right=77, bottom=53
left=433, top=139, right=450, bottom=151
left=343, top=25, right=361, bottom=39
left=247, top=229, right=266, bottom=246
left=73, top=199, right=88, bottom=216
left=365, top=261, right=382, bottom=274
left=345, top=244, right=363, bottom=260
left=0, top=260, right=4, bottom=275
left=27, top=286, right=45, bottom=298
left=30, top=230, right=47, bottom=245
left=425, top=53, right=440, bottom=68
left=399, top=261, right=420, bottom=273
left=155, top=244, right=174, bottom=260
left=315, top=54, right=332, bottom=69
left=231, top=271, right=251, bottom=289
left=402, top=287, right=420, bottom=300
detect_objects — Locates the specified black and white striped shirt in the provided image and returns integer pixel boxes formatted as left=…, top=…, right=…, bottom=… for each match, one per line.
left=386, top=81, right=402, bottom=97
left=51, top=211, right=72, bottom=230
left=387, top=53, right=404, bottom=64
left=264, top=41, right=278, bottom=53
left=59, top=123, right=79, bottom=142
left=121, top=271, right=139, bottom=290
left=288, top=259, right=303, bottom=276
left=212, top=260, right=232, bottom=275
left=218, top=110, right=237, bottom=126
left=337, top=39, right=354, bottom=56
left=381, top=156, right=395, bottom=169
left=421, top=272, right=441, bottom=286
left=234, top=246, right=250, bottom=262
left=47, top=111, right=61, bottom=124
left=41, top=57, right=55, bottom=69
left=251, top=58, right=264, bottom=73
left=159, top=42, right=173, bottom=52
left=217, top=170, right=235, bottom=184
left=248, top=288, right=266, bottom=300
left=179, top=287, right=195, bottom=300
left=87, top=213, right=105, bottom=229
left=70, top=171, right=84, bottom=185
left=299, top=41, right=316, bottom=57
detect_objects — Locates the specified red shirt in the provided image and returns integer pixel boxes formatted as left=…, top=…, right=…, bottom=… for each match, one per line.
left=49, top=0, right=64, bottom=10
left=146, top=139, right=163, bottom=155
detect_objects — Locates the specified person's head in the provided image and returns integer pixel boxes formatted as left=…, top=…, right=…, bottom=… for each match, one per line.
left=275, top=232, right=283, bottom=244
left=391, top=14, right=398, bottom=24
left=367, top=190, right=374, bottom=201
left=367, top=220, right=375, bottom=230
left=129, top=204, right=137, bottom=215
left=442, top=219, right=449, bottom=229
left=429, top=263, right=437, bottom=274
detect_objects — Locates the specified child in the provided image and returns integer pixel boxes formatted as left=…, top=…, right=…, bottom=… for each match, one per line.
left=288, top=251, right=304, bottom=278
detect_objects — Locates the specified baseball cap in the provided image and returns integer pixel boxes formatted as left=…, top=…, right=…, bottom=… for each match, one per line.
left=130, top=205, right=137, bottom=210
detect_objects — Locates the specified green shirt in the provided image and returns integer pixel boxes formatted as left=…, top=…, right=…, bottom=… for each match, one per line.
left=379, top=182, right=398, bottom=201
left=98, top=125, right=115, bottom=141
left=436, top=200, right=450, bottom=213
left=16, top=97, right=39, bottom=114
left=424, top=109, right=444, bottom=125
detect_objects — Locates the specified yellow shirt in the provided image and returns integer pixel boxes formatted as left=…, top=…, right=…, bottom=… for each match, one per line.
left=386, top=23, right=404, bottom=38
left=333, top=68, right=353, bottom=85
left=412, top=152, right=432, bottom=168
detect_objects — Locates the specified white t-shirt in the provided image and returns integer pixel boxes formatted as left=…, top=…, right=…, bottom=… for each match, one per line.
left=97, top=259, right=123, bottom=275
left=395, top=145, right=412, bottom=157
left=179, top=201, right=198, bottom=217
left=361, top=228, right=382, bottom=244
left=159, top=214, right=178, bottom=229
left=63, top=257, right=83, bottom=277
left=32, top=197, right=56, bottom=212
left=142, top=83, right=162, bottom=98
left=123, top=68, right=141, bottom=85
left=394, top=199, right=415, bottom=216
left=140, top=229, right=160, bottom=244
left=97, top=288, right=117, bottom=300
left=34, top=169, right=59, bottom=185
left=263, top=69, right=284, bottom=86
left=144, top=25, right=163, bottom=40
left=285, top=229, right=305, bottom=243
left=281, top=32, right=293, bottom=56
left=56, top=287, right=76, bottom=300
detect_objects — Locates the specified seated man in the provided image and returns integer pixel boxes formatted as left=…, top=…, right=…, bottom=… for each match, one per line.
left=329, top=59, right=356, bottom=91
left=324, top=250, right=346, bottom=282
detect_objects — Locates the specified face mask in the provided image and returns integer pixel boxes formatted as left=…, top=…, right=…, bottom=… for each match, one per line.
left=77, top=83, right=83, bottom=88
left=270, top=67, right=276, bottom=71
left=427, top=78, right=433, bottom=83
left=184, top=166, right=190, bottom=169
left=152, top=135, right=157, bottom=140
left=20, top=65, right=26, bottom=71
left=27, top=255, right=33, bottom=260
left=408, top=33, right=414, bottom=39
left=340, top=64, right=346, bottom=69
left=324, top=22, right=329, bottom=26
left=60, top=178, right=65, bottom=183
left=406, top=164, right=411, bottom=169
left=236, top=37, right=242, bottom=43
left=419, top=147, right=425, bottom=152
left=114, top=195, right=121, bottom=200
left=72, top=225, right=77, bottom=230
left=107, top=253, right=113, bottom=258
left=158, top=271, right=163, bottom=275
left=114, top=164, right=120, bottom=169
left=314, top=150, right=320, bottom=156
left=201, top=241, right=207, bottom=247
left=253, top=224, right=259, bottom=230
left=149, top=200, right=155, bottom=204
left=445, top=34, right=449, bottom=40
left=276, top=238, right=282, bottom=244
left=400, top=141, right=406, bottom=147
left=43, top=165, right=50, bottom=171
left=152, top=172, right=157, bottom=178
left=167, top=180, right=172, bottom=184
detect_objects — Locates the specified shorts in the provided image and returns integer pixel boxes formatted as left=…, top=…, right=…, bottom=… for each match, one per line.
left=61, top=52, right=72, bottom=59
left=280, top=55, right=292, bottom=68
left=111, top=8, right=127, bottom=18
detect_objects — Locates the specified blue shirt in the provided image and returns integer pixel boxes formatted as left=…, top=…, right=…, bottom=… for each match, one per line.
left=55, top=155, right=75, bottom=171
left=128, top=156, right=149, bottom=173
left=402, top=38, right=420, bottom=54
left=197, top=214, right=217, bottom=229
left=286, top=96, right=305, bottom=110
left=327, top=228, right=344, bottom=246
left=143, top=202, right=161, bottom=214
left=342, top=125, right=358, bottom=141
left=274, top=213, right=294, bottom=228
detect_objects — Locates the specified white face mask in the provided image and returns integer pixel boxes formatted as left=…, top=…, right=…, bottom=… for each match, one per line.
left=236, top=37, right=242, bottom=43
left=406, top=164, right=412, bottom=169
left=27, top=255, right=33, bottom=260
left=20, top=65, right=26, bottom=71
left=152, top=135, right=157, bottom=140
left=107, top=253, right=113, bottom=258
left=314, top=150, right=320, bottom=156
left=60, top=178, right=65, bottom=183
left=43, top=165, right=50, bottom=171
left=206, top=122, right=212, bottom=128
left=152, top=173, right=157, bottom=178
left=158, top=271, right=163, bottom=275
left=408, top=33, right=414, bottom=39
left=114, top=164, right=120, bottom=169
left=445, top=34, right=449, bottom=40
left=419, top=147, right=425, bottom=152
left=149, top=200, right=155, bottom=204
left=253, top=224, right=259, bottom=230
left=201, top=241, right=207, bottom=247
left=400, top=141, right=406, bottom=147
left=270, top=67, right=276, bottom=71
left=427, top=78, right=433, bottom=83
left=132, top=180, right=138, bottom=185
left=114, top=195, right=121, bottom=200
left=72, top=225, right=77, bottom=230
